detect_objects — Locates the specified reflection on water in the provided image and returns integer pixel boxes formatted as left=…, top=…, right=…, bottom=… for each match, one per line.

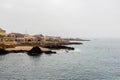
left=0, top=39, right=120, bottom=80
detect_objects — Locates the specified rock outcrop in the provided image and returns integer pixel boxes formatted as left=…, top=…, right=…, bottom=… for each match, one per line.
left=0, top=48, right=8, bottom=55
left=45, top=45, right=75, bottom=50
left=27, top=46, right=43, bottom=56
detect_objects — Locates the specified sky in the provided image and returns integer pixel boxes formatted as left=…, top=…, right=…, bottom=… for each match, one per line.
left=0, top=0, right=120, bottom=38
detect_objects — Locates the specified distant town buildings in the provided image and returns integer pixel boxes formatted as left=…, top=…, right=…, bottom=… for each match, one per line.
left=3, top=33, right=25, bottom=43
left=44, top=36, right=64, bottom=42
left=0, top=28, right=65, bottom=45
left=0, top=28, right=6, bottom=36
left=0, top=28, right=6, bottom=42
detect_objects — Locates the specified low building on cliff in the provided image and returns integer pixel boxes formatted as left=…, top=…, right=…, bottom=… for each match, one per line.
left=0, top=28, right=6, bottom=36
left=2, top=33, right=25, bottom=43
left=32, top=34, right=44, bottom=43
left=0, top=28, right=6, bottom=42
left=24, top=34, right=44, bottom=43
left=24, top=35, right=36, bottom=43
left=44, top=36, right=64, bottom=42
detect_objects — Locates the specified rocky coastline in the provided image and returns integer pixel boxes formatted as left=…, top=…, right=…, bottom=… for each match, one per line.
left=0, top=41, right=83, bottom=56
left=0, top=27, right=90, bottom=56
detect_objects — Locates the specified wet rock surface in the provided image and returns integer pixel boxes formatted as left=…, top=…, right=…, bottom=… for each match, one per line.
left=45, top=45, right=75, bottom=50
left=0, top=48, right=8, bottom=55
left=27, top=46, right=43, bottom=56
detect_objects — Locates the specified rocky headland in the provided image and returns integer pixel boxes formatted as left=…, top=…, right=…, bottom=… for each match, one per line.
left=0, top=40, right=83, bottom=56
left=0, top=28, right=90, bottom=56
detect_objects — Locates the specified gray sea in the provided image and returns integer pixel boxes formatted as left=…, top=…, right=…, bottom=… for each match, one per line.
left=0, top=39, right=120, bottom=80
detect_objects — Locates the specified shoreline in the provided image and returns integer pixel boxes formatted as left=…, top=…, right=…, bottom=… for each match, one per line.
left=0, top=41, right=86, bottom=56
left=0, top=41, right=83, bottom=56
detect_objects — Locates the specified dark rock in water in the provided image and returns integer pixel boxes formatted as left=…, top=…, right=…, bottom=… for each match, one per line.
left=0, top=48, right=8, bottom=55
left=69, top=42, right=83, bottom=45
left=44, top=51, right=56, bottom=54
left=46, top=45, right=74, bottom=50
left=27, top=53, right=41, bottom=56
left=28, top=46, right=42, bottom=53
left=27, top=46, right=43, bottom=56
left=9, top=50, right=26, bottom=53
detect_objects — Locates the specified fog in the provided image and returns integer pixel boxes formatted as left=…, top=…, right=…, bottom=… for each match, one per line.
left=0, top=0, right=120, bottom=38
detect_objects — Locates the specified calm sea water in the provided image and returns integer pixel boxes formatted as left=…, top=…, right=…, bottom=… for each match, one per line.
left=0, top=39, right=120, bottom=80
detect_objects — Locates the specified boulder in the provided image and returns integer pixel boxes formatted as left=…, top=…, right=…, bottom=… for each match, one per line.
left=27, top=46, right=43, bottom=56
left=0, top=48, right=8, bottom=55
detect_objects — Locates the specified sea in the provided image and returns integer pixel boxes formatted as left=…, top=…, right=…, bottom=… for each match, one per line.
left=0, top=39, right=120, bottom=80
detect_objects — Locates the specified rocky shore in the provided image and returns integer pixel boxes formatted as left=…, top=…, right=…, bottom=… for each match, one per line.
left=0, top=46, right=56, bottom=56
left=0, top=39, right=85, bottom=56
left=0, top=42, right=81, bottom=56
left=45, top=45, right=74, bottom=50
left=0, top=27, right=90, bottom=56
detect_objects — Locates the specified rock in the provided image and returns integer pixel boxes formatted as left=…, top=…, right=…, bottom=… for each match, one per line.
left=9, top=50, right=26, bottom=53
left=44, top=51, right=56, bottom=54
left=45, top=45, right=75, bottom=50
left=69, top=42, right=83, bottom=45
left=0, top=48, right=8, bottom=55
left=27, top=46, right=43, bottom=56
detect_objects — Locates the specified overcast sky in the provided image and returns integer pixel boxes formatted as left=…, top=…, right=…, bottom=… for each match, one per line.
left=0, top=0, right=120, bottom=38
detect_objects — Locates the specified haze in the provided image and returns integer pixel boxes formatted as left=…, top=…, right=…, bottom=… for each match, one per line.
left=0, top=0, right=120, bottom=38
